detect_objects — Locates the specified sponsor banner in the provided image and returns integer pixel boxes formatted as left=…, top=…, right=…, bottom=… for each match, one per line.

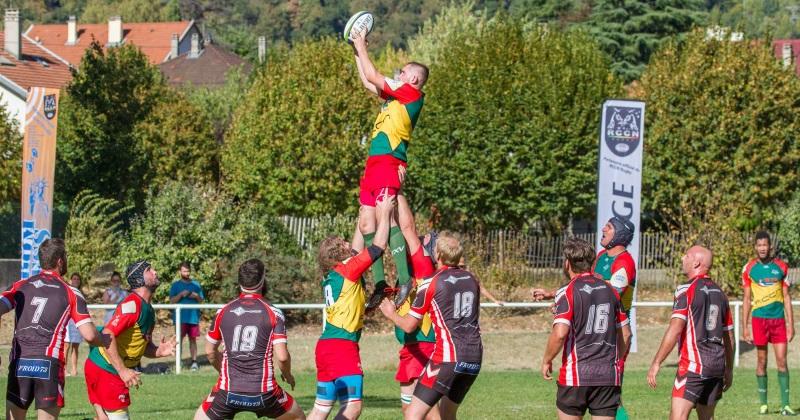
left=596, top=99, right=645, bottom=352
left=21, top=88, right=59, bottom=280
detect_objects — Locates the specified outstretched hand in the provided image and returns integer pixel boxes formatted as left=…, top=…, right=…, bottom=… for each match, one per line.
left=155, top=335, right=177, bottom=358
left=378, top=297, right=397, bottom=318
left=351, top=29, right=368, bottom=50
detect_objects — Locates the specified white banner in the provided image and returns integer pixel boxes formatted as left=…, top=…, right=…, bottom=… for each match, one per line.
left=596, top=99, right=645, bottom=352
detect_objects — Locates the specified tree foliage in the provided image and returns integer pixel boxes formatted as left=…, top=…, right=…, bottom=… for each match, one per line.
left=64, top=191, right=131, bottom=286
left=117, top=182, right=301, bottom=303
left=778, top=191, right=800, bottom=266
left=408, top=13, right=622, bottom=230
left=640, top=30, right=800, bottom=229
left=0, top=105, right=21, bottom=204
left=582, top=0, right=707, bottom=82
left=222, top=38, right=400, bottom=216
left=57, top=42, right=217, bottom=209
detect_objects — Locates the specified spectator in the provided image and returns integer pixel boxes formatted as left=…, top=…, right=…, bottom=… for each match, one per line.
left=65, top=273, right=85, bottom=377
left=102, top=271, right=128, bottom=325
left=170, top=261, right=204, bottom=371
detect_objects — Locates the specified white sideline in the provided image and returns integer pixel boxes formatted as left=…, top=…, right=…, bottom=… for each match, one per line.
left=87, top=301, right=775, bottom=374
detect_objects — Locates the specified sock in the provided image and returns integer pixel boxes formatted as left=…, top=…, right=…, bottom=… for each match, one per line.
left=779, top=370, right=790, bottom=407
left=758, top=374, right=768, bottom=405
left=389, top=226, right=411, bottom=286
left=363, top=232, right=386, bottom=288
left=615, top=405, right=629, bottom=420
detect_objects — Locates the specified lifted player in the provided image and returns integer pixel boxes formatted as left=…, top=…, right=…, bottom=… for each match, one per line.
left=308, top=196, right=394, bottom=420
left=84, top=260, right=176, bottom=420
left=350, top=28, right=429, bottom=309
left=379, top=232, right=483, bottom=420
left=541, top=237, right=631, bottom=420
left=742, top=231, right=795, bottom=416
left=647, top=246, right=734, bottom=420
left=0, top=238, right=106, bottom=420
left=194, top=259, right=305, bottom=420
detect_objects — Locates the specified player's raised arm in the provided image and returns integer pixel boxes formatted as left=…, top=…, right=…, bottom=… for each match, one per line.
left=353, top=46, right=380, bottom=96
left=352, top=30, right=386, bottom=92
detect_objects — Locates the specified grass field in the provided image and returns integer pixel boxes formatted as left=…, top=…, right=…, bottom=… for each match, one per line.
left=4, top=308, right=800, bottom=418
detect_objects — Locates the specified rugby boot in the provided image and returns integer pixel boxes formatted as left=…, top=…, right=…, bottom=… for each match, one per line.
left=394, top=280, right=414, bottom=306
left=366, top=282, right=389, bottom=311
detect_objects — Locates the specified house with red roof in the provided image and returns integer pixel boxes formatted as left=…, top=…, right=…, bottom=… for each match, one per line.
left=0, top=9, right=72, bottom=132
left=25, top=16, right=200, bottom=66
left=774, top=39, right=800, bottom=76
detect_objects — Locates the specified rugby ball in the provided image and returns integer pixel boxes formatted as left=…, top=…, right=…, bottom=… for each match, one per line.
left=344, top=11, right=374, bottom=42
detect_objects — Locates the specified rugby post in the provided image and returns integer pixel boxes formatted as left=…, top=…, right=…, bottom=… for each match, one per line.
left=20, top=88, right=60, bottom=279
left=596, top=99, right=645, bottom=352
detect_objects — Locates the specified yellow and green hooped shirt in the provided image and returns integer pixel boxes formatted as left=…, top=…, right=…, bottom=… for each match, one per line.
left=743, top=257, right=790, bottom=319
left=89, top=292, right=155, bottom=374
left=369, top=79, right=424, bottom=162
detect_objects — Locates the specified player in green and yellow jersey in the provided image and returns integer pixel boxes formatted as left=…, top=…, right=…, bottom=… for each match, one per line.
left=350, top=28, right=429, bottom=310
left=84, top=260, right=176, bottom=420
left=743, top=231, right=796, bottom=416
left=308, top=196, right=395, bottom=420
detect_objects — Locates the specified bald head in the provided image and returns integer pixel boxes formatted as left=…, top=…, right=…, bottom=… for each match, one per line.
left=682, top=245, right=713, bottom=278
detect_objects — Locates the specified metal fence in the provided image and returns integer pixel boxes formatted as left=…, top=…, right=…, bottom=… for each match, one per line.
left=94, top=300, right=772, bottom=374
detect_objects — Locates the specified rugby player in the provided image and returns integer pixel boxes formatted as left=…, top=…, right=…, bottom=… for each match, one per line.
left=308, top=195, right=395, bottom=420
left=194, top=259, right=305, bottom=420
left=84, top=260, right=177, bottom=420
left=647, top=246, right=734, bottom=420
left=742, top=231, right=795, bottom=416
left=0, top=238, right=106, bottom=420
left=350, top=29, right=429, bottom=309
left=379, top=232, right=483, bottom=420
left=531, top=217, right=636, bottom=419
left=394, top=195, right=440, bottom=419
left=541, top=237, right=631, bottom=420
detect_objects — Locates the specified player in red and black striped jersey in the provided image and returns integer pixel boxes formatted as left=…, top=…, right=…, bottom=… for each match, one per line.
left=195, top=259, right=305, bottom=420
left=541, top=237, right=631, bottom=419
left=0, top=239, right=105, bottom=419
left=648, top=246, right=734, bottom=420
left=379, top=232, right=482, bottom=420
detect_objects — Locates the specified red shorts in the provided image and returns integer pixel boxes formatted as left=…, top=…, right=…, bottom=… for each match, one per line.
left=315, top=339, right=362, bottom=382
left=84, top=359, right=130, bottom=411
left=359, top=155, right=406, bottom=206
left=396, top=341, right=435, bottom=383
left=181, top=323, right=201, bottom=339
left=752, top=317, right=787, bottom=346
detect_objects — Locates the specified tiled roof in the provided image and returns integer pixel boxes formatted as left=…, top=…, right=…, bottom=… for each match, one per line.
left=25, top=21, right=194, bottom=65
left=773, top=39, right=800, bottom=76
left=0, top=32, right=72, bottom=94
left=159, top=43, right=252, bottom=87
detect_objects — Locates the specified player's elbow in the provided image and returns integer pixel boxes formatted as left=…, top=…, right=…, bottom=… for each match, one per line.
left=401, top=319, right=420, bottom=334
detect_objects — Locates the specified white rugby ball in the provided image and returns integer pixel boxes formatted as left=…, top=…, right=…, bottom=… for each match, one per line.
left=344, top=11, right=374, bottom=42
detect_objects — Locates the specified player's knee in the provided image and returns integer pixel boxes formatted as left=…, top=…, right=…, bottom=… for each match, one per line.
left=106, top=409, right=130, bottom=420
left=358, top=216, right=375, bottom=234
left=342, top=401, right=362, bottom=419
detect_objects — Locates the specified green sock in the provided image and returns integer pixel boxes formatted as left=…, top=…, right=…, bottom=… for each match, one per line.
left=615, top=405, right=629, bottom=420
left=779, top=370, right=790, bottom=407
left=363, top=232, right=386, bottom=288
left=758, top=374, right=768, bottom=405
left=389, top=226, right=411, bottom=286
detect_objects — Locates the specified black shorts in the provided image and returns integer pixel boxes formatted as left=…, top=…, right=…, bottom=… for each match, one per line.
left=672, top=371, right=724, bottom=406
left=414, top=361, right=480, bottom=406
left=205, top=388, right=295, bottom=420
left=7, top=357, right=64, bottom=410
left=556, top=385, right=621, bottom=417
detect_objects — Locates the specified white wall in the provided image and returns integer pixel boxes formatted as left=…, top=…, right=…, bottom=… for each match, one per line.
left=0, top=87, right=26, bottom=133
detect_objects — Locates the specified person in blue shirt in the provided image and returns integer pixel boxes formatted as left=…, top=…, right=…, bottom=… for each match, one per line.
left=169, top=261, right=204, bottom=371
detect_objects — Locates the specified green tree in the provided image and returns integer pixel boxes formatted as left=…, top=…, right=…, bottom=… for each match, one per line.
left=778, top=191, right=800, bottom=265
left=714, top=0, right=800, bottom=39
left=0, top=105, right=21, bottom=204
left=640, top=30, right=800, bottom=230
left=58, top=42, right=217, bottom=208
left=117, top=182, right=300, bottom=302
left=408, top=13, right=622, bottom=229
left=134, top=91, right=219, bottom=188
left=223, top=37, right=385, bottom=216
left=81, top=0, right=179, bottom=23
left=57, top=42, right=163, bottom=207
left=582, top=0, right=707, bottom=82
left=64, top=191, right=131, bottom=286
